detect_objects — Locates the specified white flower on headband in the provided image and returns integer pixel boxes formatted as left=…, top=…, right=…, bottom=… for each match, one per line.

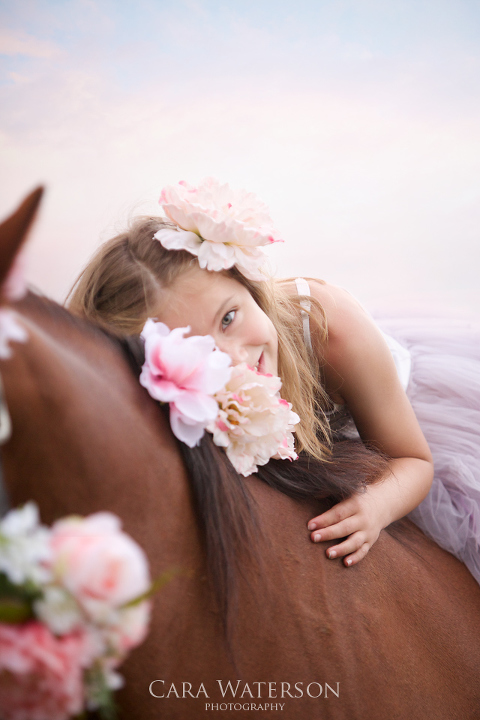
left=154, top=177, right=283, bottom=281
left=207, top=363, right=300, bottom=477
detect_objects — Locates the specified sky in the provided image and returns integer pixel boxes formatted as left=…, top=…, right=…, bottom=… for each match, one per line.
left=0, top=0, right=479, bottom=315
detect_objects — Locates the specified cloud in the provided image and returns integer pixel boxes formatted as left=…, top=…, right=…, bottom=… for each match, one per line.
left=0, top=29, right=59, bottom=58
left=0, top=0, right=479, bottom=313
left=6, top=71, right=31, bottom=85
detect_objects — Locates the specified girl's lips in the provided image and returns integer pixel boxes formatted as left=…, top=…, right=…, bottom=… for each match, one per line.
left=257, top=352, right=265, bottom=374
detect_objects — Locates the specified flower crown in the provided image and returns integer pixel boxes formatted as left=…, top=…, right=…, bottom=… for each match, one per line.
left=153, top=178, right=284, bottom=281
left=139, top=319, right=299, bottom=476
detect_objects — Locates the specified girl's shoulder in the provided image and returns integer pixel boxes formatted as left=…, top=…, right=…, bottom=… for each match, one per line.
left=278, top=277, right=393, bottom=403
left=278, top=277, right=373, bottom=341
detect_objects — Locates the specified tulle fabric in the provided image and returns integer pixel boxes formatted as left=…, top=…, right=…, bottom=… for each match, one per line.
left=373, top=315, right=480, bottom=585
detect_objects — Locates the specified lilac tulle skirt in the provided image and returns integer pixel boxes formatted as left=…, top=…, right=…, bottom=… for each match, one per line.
left=373, top=315, right=480, bottom=586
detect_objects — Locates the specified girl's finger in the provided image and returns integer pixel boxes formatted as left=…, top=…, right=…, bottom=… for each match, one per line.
left=308, top=499, right=356, bottom=531
left=324, top=532, right=367, bottom=559
left=311, top=517, right=360, bottom=543
left=342, top=543, right=371, bottom=567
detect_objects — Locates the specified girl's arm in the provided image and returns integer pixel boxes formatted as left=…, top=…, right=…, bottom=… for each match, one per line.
left=301, top=280, right=434, bottom=566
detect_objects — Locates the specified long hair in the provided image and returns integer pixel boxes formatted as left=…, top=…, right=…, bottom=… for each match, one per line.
left=68, top=216, right=332, bottom=459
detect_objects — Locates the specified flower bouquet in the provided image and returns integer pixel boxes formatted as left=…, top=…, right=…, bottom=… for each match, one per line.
left=0, top=503, right=154, bottom=720
left=139, top=319, right=299, bottom=476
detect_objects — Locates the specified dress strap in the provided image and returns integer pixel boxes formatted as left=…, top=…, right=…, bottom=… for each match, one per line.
left=295, top=278, right=352, bottom=429
left=294, top=278, right=313, bottom=355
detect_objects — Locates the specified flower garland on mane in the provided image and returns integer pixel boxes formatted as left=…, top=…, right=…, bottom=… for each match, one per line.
left=139, top=319, right=299, bottom=477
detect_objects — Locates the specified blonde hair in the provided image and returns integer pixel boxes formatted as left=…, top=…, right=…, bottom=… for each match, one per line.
left=67, top=217, right=333, bottom=460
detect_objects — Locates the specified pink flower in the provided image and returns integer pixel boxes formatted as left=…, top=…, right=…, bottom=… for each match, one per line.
left=154, top=177, right=283, bottom=281
left=101, top=601, right=151, bottom=656
left=0, top=622, right=89, bottom=720
left=0, top=506, right=155, bottom=718
left=207, top=364, right=300, bottom=476
left=139, top=319, right=232, bottom=447
left=48, top=513, right=151, bottom=626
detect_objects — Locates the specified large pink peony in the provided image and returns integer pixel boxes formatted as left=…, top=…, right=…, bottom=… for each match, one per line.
left=139, top=319, right=232, bottom=447
left=0, top=622, right=89, bottom=720
left=154, top=177, right=283, bottom=281
left=48, top=512, right=151, bottom=627
left=208, top=363, right=300, bottom=476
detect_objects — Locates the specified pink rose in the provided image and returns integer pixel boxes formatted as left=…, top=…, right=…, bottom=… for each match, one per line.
left=49, top=513, right=151, bottom=625
left=102, top=601, right=152, bottom=656
left=139, top=319, right=232, bottom=447
left=155, top=177, right=283, bottom=281
left=0, top=622, right=88, bottom=720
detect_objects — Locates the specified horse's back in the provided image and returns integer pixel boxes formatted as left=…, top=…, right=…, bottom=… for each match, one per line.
left=120, top=475, right=480, bottom=720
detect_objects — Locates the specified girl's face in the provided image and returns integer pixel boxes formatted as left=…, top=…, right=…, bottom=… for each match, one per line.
left=157, top=265, right=278, bottom=375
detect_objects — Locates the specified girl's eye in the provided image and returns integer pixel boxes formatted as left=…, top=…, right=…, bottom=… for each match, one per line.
left=221, top=310, right=236, bottom=331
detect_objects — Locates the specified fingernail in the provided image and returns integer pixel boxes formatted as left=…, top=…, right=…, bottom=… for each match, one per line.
left=346, top=558, right=352, bottom=566
left=328, top=550, right=336, bottom=558
left=308, top=523, right=316, bottom=531
left=313, top=533, right=322, bottom=543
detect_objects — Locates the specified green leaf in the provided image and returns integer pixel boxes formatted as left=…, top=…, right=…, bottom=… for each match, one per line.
left=0, top=598, right=33, bottom=623
left=0, top=572, right=42, bottom=602
left=85, top=663, right=118, bottom=720
left=0, top=572, right=41, bottom=623
left=121, top=567, right=185, bottom=609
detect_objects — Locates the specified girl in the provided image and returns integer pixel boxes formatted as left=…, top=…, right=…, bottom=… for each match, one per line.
left=68, top=178, right=480, bottom=585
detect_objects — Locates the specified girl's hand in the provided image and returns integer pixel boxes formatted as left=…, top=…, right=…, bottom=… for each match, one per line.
left=307, top=488, right=388, bottom=567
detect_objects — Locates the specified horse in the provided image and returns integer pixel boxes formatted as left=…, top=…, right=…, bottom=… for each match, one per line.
left=1, top=189, right=480, bottom=720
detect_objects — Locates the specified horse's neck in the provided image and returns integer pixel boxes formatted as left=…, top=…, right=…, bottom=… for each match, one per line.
left=0, top=301, right=189, bottom=533
left=3, top=300, right=480, bottom=720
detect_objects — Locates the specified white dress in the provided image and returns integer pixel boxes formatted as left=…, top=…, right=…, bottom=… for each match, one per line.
left=294, top=278, right=480, bottom=586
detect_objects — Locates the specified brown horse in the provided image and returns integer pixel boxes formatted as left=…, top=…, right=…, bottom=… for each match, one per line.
left=1, top=190, right=480, bottom=720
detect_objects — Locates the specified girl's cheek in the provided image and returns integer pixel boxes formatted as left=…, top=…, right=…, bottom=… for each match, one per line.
left=255, top=319, right=273, bottom=345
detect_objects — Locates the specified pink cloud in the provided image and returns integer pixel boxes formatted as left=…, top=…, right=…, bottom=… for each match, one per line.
left=0, top=29, right=59, bottom=58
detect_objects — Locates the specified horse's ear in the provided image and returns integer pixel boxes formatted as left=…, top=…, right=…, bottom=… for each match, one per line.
left=0, top=187, right=44, bottom=287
